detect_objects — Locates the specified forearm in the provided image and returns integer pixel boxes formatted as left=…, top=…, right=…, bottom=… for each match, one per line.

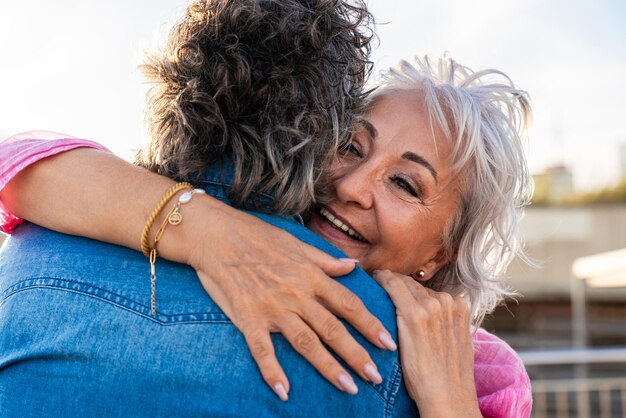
left=0, top=147, right=225, bottom=264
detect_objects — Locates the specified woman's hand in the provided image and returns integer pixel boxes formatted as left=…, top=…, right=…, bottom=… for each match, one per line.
left=372, top=270, right=481, bottom=418
left=186, top=198, right=395, bottom=400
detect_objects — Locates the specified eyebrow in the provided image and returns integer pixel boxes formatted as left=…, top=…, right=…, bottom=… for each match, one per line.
left=360, top=119, right=378, bottom=140
left=361, top=117, right=438, bottom=182
left=401, top=151, right=438, bottom=183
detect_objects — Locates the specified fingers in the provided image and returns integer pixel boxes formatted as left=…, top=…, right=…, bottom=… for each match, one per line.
left=372, top=270, right=420, bottom=311
left=316, top=280, right=397, bottom=352
left=298, top=241, right=358, bottom=278
left=242, top=326, right=290, bottom=401
left=300, top=301, right=383, bottom=385
left=372, top=271, right=478, bottom=413
left=373, top=270, right=471, bottom=324
left=276, top=313, right=360, bottom=395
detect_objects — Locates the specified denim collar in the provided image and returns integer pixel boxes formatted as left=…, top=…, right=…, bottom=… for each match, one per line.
left=195, top=157, right=304, bottom=225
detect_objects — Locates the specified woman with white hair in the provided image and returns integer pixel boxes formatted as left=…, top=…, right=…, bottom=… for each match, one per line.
left=1, top=56, right=532, bottom=417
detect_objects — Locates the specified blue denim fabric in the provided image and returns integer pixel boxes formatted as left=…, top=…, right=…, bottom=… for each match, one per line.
left=0, top=161, right=418, bottom=417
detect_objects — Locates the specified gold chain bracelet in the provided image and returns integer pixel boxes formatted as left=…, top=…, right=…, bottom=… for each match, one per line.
left=148, top=187, right=206, bottom=315
left=141, top=182, right=194, bottom=257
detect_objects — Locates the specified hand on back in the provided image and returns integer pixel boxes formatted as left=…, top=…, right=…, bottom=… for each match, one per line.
left=186, top=203, right=396, bottom=400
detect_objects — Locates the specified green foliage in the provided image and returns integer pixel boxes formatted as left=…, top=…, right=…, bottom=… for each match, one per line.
left=532, top=176, right=626, bottom=206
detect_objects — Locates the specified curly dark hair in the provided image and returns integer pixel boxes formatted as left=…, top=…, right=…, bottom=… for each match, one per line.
left=136, top=0, right=374, bottom=215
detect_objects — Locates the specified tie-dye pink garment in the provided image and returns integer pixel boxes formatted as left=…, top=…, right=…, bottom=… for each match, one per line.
left=0, top=132, right=532, bottom=417
left=473, top=328, right=532, bottom=417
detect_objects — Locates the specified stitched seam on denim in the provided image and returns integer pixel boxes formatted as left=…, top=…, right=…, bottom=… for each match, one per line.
left=1, top=278, right=231, bottom=325
left=361, top=377, right=391, bottom=406
left=384, top=360, right=403, bottom=417
left=3, top=285, right=232, bottom=325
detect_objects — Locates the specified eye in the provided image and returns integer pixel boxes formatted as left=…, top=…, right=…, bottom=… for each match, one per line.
left=391, top=175, right=422, bottom=198
left=340, top=141, right=363, bottom=158
left=346, top=143, right=362, bottom=157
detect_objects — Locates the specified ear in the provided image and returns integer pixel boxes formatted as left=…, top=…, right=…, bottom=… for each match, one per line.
left=410, top=248, right=456, bottom=282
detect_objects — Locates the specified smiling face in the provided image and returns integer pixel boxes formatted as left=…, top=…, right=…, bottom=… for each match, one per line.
left=307, top=90, right=461, bottom=279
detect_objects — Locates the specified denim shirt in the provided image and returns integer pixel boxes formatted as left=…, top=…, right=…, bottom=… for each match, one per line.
left=0, top=160, right=419, bottom=417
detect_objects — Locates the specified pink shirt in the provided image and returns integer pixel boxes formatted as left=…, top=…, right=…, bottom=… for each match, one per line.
left=0, top=131, right=109, bottom=233
left=0, top=132, right=532, bottom=417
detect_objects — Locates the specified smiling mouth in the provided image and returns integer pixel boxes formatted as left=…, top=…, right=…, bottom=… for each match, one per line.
left=319, top=207, right=367, bottom=242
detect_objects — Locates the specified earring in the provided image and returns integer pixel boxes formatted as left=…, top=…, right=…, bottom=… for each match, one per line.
left=417, top=270, right=425, bottom=278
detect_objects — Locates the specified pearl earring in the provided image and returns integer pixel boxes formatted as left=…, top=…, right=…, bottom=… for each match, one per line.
left=417, top=270, right=425, bottom=278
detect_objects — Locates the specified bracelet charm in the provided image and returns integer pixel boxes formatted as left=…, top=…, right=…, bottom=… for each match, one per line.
left=141, top=184, right=205, bottom=315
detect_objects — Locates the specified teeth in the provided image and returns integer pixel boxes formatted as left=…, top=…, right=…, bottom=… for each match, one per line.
left=319, top=208, right=365, bottom=242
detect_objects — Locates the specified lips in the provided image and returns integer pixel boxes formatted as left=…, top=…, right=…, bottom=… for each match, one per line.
left=318, top=206, right=368, bottom=243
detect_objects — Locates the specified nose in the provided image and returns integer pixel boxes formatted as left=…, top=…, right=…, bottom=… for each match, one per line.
left=332, top=161, right=375, bottom=209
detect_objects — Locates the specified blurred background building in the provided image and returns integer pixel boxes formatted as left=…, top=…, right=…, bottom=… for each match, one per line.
left=533, top=165, right=574, bottom=205
left=482, top=157, right=626, bottom=417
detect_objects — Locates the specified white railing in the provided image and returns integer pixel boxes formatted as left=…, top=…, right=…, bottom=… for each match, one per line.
left=520, top=347, right=626, bottom=418
left=532, top=377, right=626, bottom=418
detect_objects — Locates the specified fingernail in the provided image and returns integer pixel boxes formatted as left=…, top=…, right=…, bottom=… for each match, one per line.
left=338, top=373, right=358, bottom=394
left=379, top=331, right=397, bottom=351
left=273, top=382, right=288, bottom=402
left=339, top=258, right=359, bottom=264
left=363, top=363, right=383, bottom=384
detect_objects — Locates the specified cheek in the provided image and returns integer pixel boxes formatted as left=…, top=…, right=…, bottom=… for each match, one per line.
left=376, top=208, right=448, bottom=270
left=377, top=210, right=430, bottom=259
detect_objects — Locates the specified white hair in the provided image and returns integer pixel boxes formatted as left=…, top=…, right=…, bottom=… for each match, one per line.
left=370, top=55, right=533, bottom=324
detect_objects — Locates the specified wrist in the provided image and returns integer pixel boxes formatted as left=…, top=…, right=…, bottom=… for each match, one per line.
left=412, top=391, right=481, bottom=418
left=151, top=192, right=226, bottom=268
left=140, top=183, right=196, bottom=257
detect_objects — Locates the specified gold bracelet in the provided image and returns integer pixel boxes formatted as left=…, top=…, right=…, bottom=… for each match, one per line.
left=148, top=187, right=206, bottom=315
left=140, top=182, right=194, bottom=257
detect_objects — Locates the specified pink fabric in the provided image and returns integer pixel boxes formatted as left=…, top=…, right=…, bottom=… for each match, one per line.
left=0, top=132, right=532, bottom=417
left=474, top=329, right=532, bottom=418
left=0, top=131, right=110, bottom=233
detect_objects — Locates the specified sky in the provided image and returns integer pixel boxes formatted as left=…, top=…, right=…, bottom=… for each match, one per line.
left=1, top=0, right=625, bottom=191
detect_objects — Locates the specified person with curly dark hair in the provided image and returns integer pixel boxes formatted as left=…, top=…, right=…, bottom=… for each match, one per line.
left=138, top=0, right=373, bottom=216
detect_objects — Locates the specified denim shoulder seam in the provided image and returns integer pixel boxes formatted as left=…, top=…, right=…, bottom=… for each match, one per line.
left=384, top=360, right=404, bottom=418
left=0, top=277, right=231, bottom=325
